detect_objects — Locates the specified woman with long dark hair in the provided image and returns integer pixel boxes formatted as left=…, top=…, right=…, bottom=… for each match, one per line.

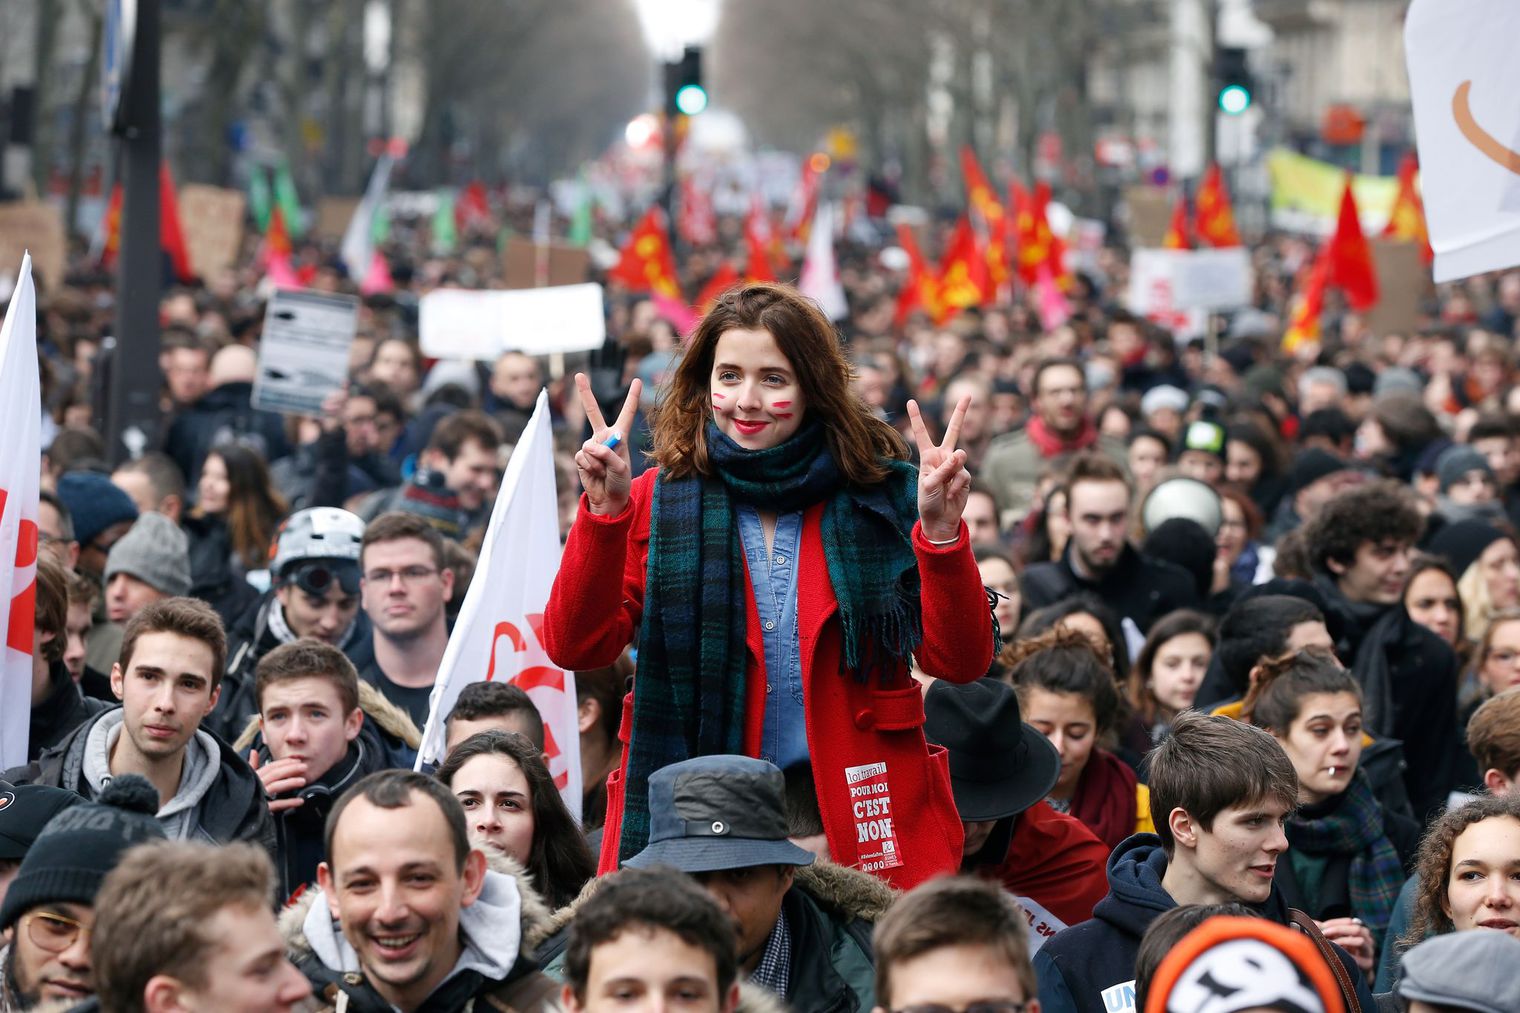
left=183, top=441, right=286, bottom=621
left=544, top=282, right=992, bottom=889
left=436, top=730, right=596, bottom=910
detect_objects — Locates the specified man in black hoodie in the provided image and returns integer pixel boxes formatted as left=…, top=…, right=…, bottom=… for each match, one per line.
left=1305, top=480, right=1463, bottom=818
left=1034, top=713, right=1374, bottom=1013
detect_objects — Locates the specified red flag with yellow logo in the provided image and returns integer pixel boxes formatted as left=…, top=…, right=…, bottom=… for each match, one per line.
left=1163, top=195, right=1192, bottom=250
left=936, top=216, right=989, bottom=322
left=1282, top=250, right=1330, bottom=354
left=894, top=224, right=940, bottom=326
left=1382, top=153, right=1432, bottom=264
left=959, top=147, right=1010, bottom=296
left=608, top=207, right=681, bottom=299
left=1194, top=164, right=1242, bottom=248
left=1011, top=180, right=1067, bottom=287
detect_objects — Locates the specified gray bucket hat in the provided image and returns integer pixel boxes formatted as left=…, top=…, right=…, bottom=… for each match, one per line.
left=1398, top=929, right=1520, bottom=1013
left=623, top=755, right=816, bottom=873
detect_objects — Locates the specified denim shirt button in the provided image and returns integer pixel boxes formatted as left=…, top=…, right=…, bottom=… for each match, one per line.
left=764, top=620, right=775, bottom=631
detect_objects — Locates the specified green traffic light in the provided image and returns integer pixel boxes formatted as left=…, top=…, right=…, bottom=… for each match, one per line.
left=1218, top=84, right=1251, bottom=115
left=675, top=84, right=708, bottom=116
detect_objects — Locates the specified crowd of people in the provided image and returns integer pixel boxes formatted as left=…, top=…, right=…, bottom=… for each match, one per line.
left=3, top=192, right=1520, bottom=1013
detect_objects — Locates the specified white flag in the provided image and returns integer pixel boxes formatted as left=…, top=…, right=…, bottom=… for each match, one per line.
left=1406, top=0, right=1520, bottom=282
left=340, top=155, right=394, bottom=282
left=415, top=390, right=582, bottom=820
left=799, top=202, right=848, bottom=320
left=0, top=253, right=41, bottom=769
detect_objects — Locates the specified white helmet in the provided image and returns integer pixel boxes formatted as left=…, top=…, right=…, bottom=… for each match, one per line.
left=270, top=507, right=365, bottom=579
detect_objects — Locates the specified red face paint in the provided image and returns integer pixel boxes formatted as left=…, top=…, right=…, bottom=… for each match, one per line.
left=772, top=400, right=792, bottom=409
left=773, top=413, right=794, bottom=420
left=712, top=392, right=726, bottom=400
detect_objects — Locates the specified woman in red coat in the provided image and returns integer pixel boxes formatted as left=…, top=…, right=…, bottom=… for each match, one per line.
left=544, top=283, right=993, bottom=890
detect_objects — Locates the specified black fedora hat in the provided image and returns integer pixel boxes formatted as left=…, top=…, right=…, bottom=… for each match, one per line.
left=924, top=678, right=1061, bottom=822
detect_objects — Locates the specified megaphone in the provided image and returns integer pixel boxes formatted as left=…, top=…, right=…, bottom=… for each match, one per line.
left=1141, top=477, right=1223, bottom=537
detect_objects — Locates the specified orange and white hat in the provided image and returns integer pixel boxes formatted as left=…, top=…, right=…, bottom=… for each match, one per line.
left=1144, top=916, right=1345, bottom=1013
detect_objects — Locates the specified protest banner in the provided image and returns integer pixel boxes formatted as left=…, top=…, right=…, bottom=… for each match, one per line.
left=1126, top=249, right=1209, bottom=340
left=1406, top=0, right=1520, bottom=281
left=1267, top=149, right=1401, bottom=235
left=1128, top=247, right=1252, bottom=318
left=250, top=289, right=359, bottom=415
left=179, top=184, right=246, bottom=278
left=0, top=203, right=66, bottom=291
left=418, top=283, right=607, bottom=360
left=0, top=254, right=40, bottom=769
left=415, top=390, right=582, bottom=820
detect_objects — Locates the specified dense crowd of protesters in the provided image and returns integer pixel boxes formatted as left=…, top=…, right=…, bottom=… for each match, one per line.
left=3, top=190, right=1520, bottom=1013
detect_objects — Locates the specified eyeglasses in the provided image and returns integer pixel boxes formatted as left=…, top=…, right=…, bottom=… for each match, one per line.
left=364, top=566, right=440, bottom=586
left=23, top=910, right=91, bottom=953
left=887, top=997, right=1027, bottom=1003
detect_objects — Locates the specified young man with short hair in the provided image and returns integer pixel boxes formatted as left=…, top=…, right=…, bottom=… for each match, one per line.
left=1032, top=712, right=1373, bottom=1013
left=1306, top=480, right=1463, bottom=816
left=110, top=452, right=186, bottom=524
left=28, top=555, right=109, bottom=761
left=361, top=410, right=504, bottom=527
left=91, top=840, right=312, bottom=1013
left=1020, top=453, right=1199, bottom=634
left=445, top=681, right=546, bottom=753
left=871, top=876, right=1040, bottom=1013
left=358, top=511, right=455, bottom=728
left=304, top=769, right=557, bottom=1011
left=560, top=866, right=740, bottom=1013
left=1194, top=591, right=1335, bottom=710
left=211, top=506, right=370, bottom=740
left=982, top=358, right=1127, bottom=524
left=4, top=598, right=273, bottom=854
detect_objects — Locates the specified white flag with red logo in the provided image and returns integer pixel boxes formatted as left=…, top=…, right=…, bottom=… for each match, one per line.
left=0, top=253, right=41, bottom=770
left=415, top=390, right=582, bottom=819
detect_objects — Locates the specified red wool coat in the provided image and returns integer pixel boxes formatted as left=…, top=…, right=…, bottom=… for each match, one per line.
left=544, top=469, right=993, bottom=890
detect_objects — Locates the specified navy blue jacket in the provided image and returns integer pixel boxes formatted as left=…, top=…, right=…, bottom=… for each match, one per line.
left=1033, top=834, right=1375, bottom=1013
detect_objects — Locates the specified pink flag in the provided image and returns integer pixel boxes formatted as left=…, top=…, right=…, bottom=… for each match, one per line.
left=0, top=253, right=42, bottom=768
left=1035, top=261, right=1071, bottom=332
left=263, top=252, right=302, bottom=291
left=360, top=251, right=395, bottom=295
left=651, top=292, right=700, bottom=337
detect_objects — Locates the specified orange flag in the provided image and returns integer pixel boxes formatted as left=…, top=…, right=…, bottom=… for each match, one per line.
left=1163, top=195, right=1192, bottom=250
left=1011, top=181, right=1067, bottom=287
left=265, top=204, right=293, bottom=262
left=894, top=223, right=940, bottom=326
left=1382, top=153, right=1432, bottom=264
left=1282, top=251, right=1330, bottom=354
left=936, top=216, right=989, bottom=322
left=695, top=260, right=741, bottom=313
left=1325, top=174, right=1379, bottom=311
left=1194, top=163, right=1242, bottom=248
left=99, top=184, right=122, bottom=269
left=608, top=207, right=681, bottom=299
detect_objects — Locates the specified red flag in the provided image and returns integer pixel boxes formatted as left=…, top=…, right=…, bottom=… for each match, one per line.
left=1163, top=195, right=1192, bottom=249
left=743, top=195, right=776, bottom=281
left=1011, top=180, right=1068, bottom=287
left=786, top=157, right=822, bottom=243
left=1194, top=163, right=1242, bottom=247
left=99, top=184, right=122, bottom=269
left=1382, top=153, right=1433, bottom=264
left=608, top=207, right=681, bottom=299
left=893, top=224, right=940, bottom=326
left=960, top=147, right=1010, bottom=296
left=1282, top=250, right=1330, bottom=354
left=159, top=162, right=194, bottom=283
left=936, top=216, right=989, bottom=322
left=456, top=181, right=493, bottom=232
left=695, top=261, right=741, bottom=313
left=1325, top=174, right=1379, bottom=311
left=678, top=175, right=717, bottom=246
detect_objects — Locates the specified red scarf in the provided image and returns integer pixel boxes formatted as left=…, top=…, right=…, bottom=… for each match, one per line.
left=985, top=801, right=1111, bottom=930
left=1071, top=748, right=1139, bottom=851
left=1026, top=415, right=1099, bottom=458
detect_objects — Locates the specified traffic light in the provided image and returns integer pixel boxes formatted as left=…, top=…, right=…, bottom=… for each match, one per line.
left=1214, top=46, right=1253, bottom=116
left=664, top=46, right=707, bottom=118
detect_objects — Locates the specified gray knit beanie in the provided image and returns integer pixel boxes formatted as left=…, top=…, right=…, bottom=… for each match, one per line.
left=103, top=512, right=192, bottom=596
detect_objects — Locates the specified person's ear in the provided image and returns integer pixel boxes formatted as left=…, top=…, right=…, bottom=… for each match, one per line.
left=110, top=662, right=125, bottom=700
left=1168, top=807, right=1199, bottom=850
left=422, top=448, right=447, bottom=472
left=460, top=847, right=488, bottom=907
left=143, top=974, right=189, bottom=1013
left=1325, top=555, right=1347, bottom=577
left=344, top=706, right=364, bottom=742
left=317, top=862, right=340, bottom=919
left=723, top=981, right=742, bottom=1013
left=577, top=696, right=600, bottom=735
left=778, top=864, right=797, bottom=893
left=560, top=984, right=581, bottom=1012
left=65, top=540, right=79, bottom=570
left=439, top=566, right=455, bottom=604
left=160, top=494, right=183, bottom=524
left=1483, top=767, right=1516, bottom=797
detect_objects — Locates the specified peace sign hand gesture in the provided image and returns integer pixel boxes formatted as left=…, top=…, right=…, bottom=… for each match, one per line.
left=573, top=372, right=643, bottom=517
left=907, top=395, right=972, bottom=543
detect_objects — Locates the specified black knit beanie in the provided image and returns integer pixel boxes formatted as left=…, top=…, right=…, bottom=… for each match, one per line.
left=0, top=775, right=165, bottom=929
left=1428, top=519, right=1508, bottom=579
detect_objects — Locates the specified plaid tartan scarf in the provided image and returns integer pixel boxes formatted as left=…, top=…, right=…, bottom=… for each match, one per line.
left=619, top=419, right=921, bottom=863
left=1285, top=768, right=1405, bottom=935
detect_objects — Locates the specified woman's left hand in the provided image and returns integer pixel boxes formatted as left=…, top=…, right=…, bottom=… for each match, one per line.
left=908, top=395, right=972, bottom=543
left=1316, top=917, right=1375, bottom=979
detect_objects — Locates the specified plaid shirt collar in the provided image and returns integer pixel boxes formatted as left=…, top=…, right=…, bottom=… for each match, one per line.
left=748, top=911, right=791, bottom=999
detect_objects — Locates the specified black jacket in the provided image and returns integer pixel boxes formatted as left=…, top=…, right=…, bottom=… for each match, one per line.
left=28, top=660, right=110, bottom=762
left=1021, top=543, right=1200, bottom=634
left=4, top=707, right=274, bottom=856
left=269, top=427, right=400, bottom=513
left=1033, top=834, right=1375, bottom=1013
left=181, top=513, right=260, bottom=630
left=161, top=381, right=292, bottom=487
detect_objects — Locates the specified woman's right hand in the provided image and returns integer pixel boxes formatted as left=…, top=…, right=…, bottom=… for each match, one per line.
left=574, top=372, right=643, bottom=516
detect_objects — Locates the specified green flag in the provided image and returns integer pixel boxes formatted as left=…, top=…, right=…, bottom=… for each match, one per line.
left=568, top=171, right=593, bottom=246
left=370, top=200, right=391, bottom=245
left=248, top=166, right=271, bottom=231
left=433, top=189, right=457, bottom=254
left=273, top=159, right=305, bottom=238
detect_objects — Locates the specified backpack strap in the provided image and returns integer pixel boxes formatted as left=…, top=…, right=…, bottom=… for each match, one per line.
left=1288, top=907, right=1361, bottom=1013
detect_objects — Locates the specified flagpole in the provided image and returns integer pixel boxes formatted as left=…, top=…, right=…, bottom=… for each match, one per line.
left=104, top=0, right=163, bottom=464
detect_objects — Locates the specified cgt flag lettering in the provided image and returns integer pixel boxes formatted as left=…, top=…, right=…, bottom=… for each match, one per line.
left=0, top=253, right=41, bottom=769
left=415, top=390, right=582, bottom=820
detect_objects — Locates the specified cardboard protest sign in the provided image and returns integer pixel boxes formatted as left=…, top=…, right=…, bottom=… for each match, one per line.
left=0, top=203, right=66, bottom=290
left=1366, top=239, right=1428, bottom=336
left=314, top=197, right=361, bottom=241
left=179, top=185, right=246, bottom=278
left=501, top=237, right=590, bottom=288
left=1125, top=187, right=1173, bottom=248
left=251, top=289, right=358, bottom=415
left=419, top=283, right=606, bottom=360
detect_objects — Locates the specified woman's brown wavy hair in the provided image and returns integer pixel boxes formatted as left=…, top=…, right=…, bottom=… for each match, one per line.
left=649, top=282, right=908, bottom=484
left=1402, top=792, right=1520, bottom=948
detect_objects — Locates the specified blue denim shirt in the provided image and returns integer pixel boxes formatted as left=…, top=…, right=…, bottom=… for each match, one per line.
left=736, top=505, right=807, bottom=770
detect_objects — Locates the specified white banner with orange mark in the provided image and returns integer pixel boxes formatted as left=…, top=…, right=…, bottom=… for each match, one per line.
left=1407, top=0, right=1520, bottom=282
left=415, top=389, right=581, bottom=821
left=0, top=253, right=41, bottom=770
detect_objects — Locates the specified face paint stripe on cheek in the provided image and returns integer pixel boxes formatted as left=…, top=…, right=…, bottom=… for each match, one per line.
left=772, top=401, right=791, bottom=409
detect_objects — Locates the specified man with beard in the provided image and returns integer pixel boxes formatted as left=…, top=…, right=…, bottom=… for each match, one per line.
left=1021, top=453, right=1198, bottom=636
